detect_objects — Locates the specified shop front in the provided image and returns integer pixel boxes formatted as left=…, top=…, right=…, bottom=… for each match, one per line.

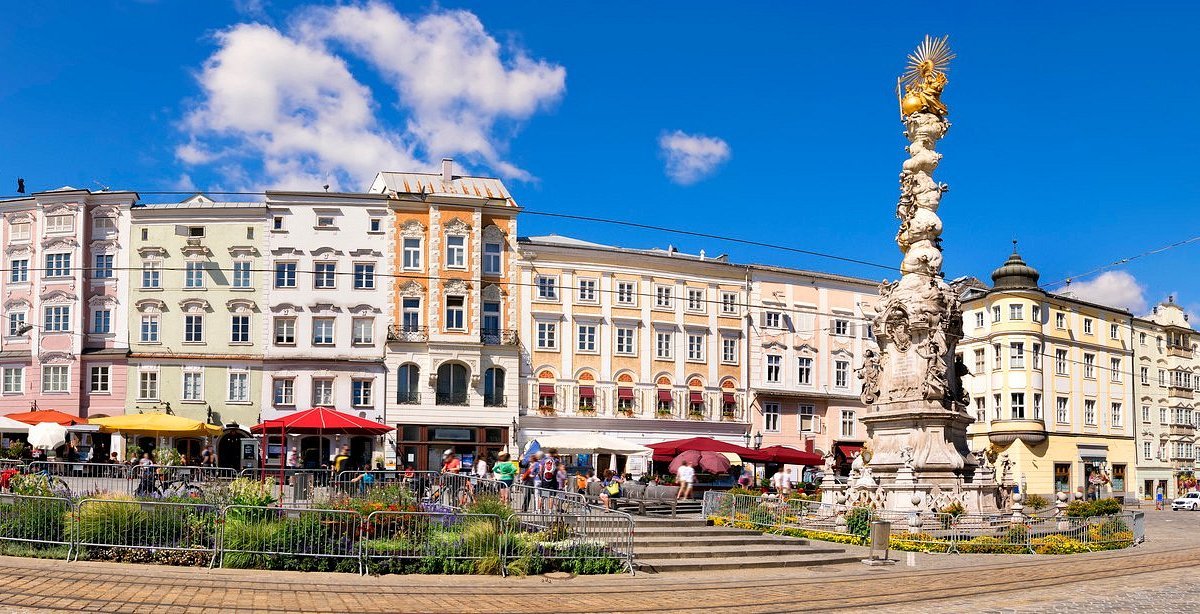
left=396, top=424, right=510, bottom=471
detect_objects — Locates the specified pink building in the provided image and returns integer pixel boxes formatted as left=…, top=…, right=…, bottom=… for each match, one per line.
left=0, top=187, right=135, bottom=420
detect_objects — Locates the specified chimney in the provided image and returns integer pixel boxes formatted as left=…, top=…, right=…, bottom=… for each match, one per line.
left=441, top=158, right=453, bottom=183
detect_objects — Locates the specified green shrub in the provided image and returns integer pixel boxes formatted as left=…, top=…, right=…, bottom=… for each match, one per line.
left=0, top=498, right=69, bottom=542
left=1065, top=498, right=1122, bottom=517
left=463, top=495, right=515, bottom=523
left=71, top=497, right=142, bottom=545
left=845, top=507, right=872, bottom=539
left=1022, top=494, right=1050, bottom=510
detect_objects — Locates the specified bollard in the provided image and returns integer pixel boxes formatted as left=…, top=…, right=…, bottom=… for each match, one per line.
left=862, top=520, right=896, bottom=566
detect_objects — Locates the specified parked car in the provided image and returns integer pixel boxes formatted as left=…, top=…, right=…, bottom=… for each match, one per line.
left=1171, top=491, right=1200, bottom=511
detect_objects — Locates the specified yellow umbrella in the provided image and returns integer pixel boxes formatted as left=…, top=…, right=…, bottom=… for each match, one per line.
left=90, top=413, right=223, bottom=436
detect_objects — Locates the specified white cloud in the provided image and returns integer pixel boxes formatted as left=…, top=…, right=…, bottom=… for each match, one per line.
left=658, top=130, right=730, bottom=185
left=177, top=3, right=565, bottom=190
left=1065, top=271, right=1148, bottom=313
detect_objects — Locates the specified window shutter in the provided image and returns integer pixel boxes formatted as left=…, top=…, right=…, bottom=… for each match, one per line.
left=812, top=415, right=822, bottom=434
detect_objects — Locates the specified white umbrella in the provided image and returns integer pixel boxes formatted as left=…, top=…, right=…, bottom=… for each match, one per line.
left=28, top=422, right=67, bottom=450
left=0, top=415, right=30, bottom=433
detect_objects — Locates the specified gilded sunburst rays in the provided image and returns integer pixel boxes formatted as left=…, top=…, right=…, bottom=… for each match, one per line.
left=901, top=35, right=954, bottom=86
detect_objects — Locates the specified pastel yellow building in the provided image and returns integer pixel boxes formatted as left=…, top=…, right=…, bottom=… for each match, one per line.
left=959, top=248, right=1135, bottom=500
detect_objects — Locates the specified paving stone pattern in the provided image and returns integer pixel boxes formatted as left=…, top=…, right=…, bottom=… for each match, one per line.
left=0, top=509, right=1195, bottom=612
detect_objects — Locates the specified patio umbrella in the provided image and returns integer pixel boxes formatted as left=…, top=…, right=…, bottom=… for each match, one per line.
left=647, top=437, right=757, bottom=462
left=668, top=449, right=731, bottom=474
left=10, top=409, right=85, bottom=426
left=0, top=415, right=31, bottom=433
left=90, top=413, right=223, bottom=436
left=28, top=422, right=67, bottom=450
left=752, top=446, right=824, bottom=465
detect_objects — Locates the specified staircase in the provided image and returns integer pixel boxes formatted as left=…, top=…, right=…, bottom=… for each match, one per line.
left=633, top=517, right=862, bottom=572
left=613, top=498, right=704, bottom=517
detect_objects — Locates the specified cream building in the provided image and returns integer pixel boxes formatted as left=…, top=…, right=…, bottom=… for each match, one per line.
left=127, top=195, right=266, bottom=465
left=516, top=235, right=750, bottom=466
left=1132, top=299, right=1198, bottom=500
left=746, top=265, right=876, bottom=478
left=959, top=249, right=1136, bottom=500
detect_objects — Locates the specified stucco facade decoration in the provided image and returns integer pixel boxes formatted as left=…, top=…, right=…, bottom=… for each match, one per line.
left=0, top=187, right=135, bottom=420
left=372, top=161, right=520, bottom=470
left=746, top=264, right=877, bottom=478
left=127, top=196, right=267, bottom=443
left=1132, top=299, right=1198, bottom=500
left=959, top=250, right=1136, bottom=501
left=516, top=235, right=750, bottom=456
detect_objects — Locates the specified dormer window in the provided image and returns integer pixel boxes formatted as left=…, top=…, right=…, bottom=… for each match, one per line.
left=187, top=226, right=205, bottom=238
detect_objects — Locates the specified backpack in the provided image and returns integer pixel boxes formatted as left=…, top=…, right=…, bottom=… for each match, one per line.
left=542, top=459, right=557, bottom=482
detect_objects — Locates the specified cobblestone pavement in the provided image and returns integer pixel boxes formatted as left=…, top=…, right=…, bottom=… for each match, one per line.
left=0, top=509, right=1195, bottom=612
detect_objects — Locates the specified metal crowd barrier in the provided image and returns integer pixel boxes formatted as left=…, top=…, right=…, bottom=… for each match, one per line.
left=362, top=511, right=506, bottom=575
left=0, top=493, right=74, bottom=559
left=72, top=498, right=220, bottom=564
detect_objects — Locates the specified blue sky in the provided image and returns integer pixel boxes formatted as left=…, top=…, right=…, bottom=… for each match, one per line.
left=1, top=1, right=1198, bottom=317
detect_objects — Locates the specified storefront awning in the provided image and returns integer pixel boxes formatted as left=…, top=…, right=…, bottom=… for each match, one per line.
left=578, top=386, right=595, bottom=399
left=688, top=391, right=703, bottom=403
left=835, top=443, right=863, bottom=458
left=617, top=387, right=634, bottom=400
left=1077, top=444, right=1108, bottom=460
left=657, top=389, right=674, bottom=402
left=722, top=392, right=735, bottom=404
left=91, top=413, right=223, bottom=436
left=538, top=384, right=556, bottom=396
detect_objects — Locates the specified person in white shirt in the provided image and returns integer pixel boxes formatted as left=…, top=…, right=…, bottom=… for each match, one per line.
left=676, top=461, right=696, bottom=500
left=474, top=456, right=489, bottom=479
left=770, top=469, right=785, bottom=494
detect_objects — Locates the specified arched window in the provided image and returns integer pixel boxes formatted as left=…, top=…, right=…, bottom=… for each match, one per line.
left=484, top=367, right=505, bottom=407
left=397, top=364, right=420, bottom=404
left=437, top=363, right=469, bottom=406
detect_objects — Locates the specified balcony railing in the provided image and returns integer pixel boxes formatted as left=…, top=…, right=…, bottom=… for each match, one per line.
left=481, top=329, right=519, bottom=346
left=483, top=394, right=506, bottom=407
left=1169, top=423, right=1195, bottom=436
left=436, top=391, right=469, bottom=406
left=396, top=391, right=420, bottom=405
left=388, top=325, right=429, bottom=343
left=1168, top=385, right=1194, bottom=399
left=1167, top=345, right=1193, bottom=359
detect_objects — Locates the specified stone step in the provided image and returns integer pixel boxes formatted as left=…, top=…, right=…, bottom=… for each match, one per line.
left=633, top=534, right=809, bottom=547
left=636, top=551, right=860, bottom=573
left=633, top=527, right=763, bottom=539
left=632, top=518, right=710, bottom=528
left=634, top=543, right=844, bottom=560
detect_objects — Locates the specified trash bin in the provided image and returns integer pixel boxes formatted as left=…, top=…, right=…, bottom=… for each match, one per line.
left=293, top=471, right=311, bottom=500
left=868, top=520, right=891, bottom=561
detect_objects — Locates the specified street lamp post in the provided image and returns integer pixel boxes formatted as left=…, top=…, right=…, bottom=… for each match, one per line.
left=753, top=431, right=763, bottom=450
left=742, top=431, right=751, bottom=448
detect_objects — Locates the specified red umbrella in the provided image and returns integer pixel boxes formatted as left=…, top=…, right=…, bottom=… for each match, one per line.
left=668, top=450, right=732, bottom=474
left=647, top=437, right=757, bottom=462
left=752, top=445, right=823, bottom=465
left=9, top=409, right=85, bottom=426
left=250, top=407, right=392, bottom=435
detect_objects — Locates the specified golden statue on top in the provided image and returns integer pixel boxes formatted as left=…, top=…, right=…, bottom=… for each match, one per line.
left=897, top=35, right=954, bottom=117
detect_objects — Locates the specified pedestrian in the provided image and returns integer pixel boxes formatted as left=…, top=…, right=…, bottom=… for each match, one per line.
left=199, top=445, right=213, bottom=467
left=108, top=451, right=119, bottom=464
left=139, top=452, right=153, bottom=467
left=599, top=469, right=622, bottom=510
left=781, top=469, right=794, bottom=497
left=285, top=447, right=299, bottom=469
left=1155, top=487, right=1164, bottom=511
left=676, top=461, right=695, bottom=501
left=493, top=451, right=516, bottom=504
left=474, top=454, right=489, bottom=479
left=441, top=449, right=462, bottom=474
left=520, top=452, right=541, bottom=512
left=333, top=446, right=351, bottom=473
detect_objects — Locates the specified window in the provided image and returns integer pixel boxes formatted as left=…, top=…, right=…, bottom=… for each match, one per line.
left=246, top=226, right=254, bottom=240
left=274, top=262, right=297, bottom=288
left=1033, top=393, right=1043, bottom=420
left=835, top=360, right=849, bottom=388
left=93, top=254, right=114, bottom=279
left=655, top=331, right=674, bottom=359
left=44, top=253, right=71, bottom=278
left=9, top=259, right=28, bottom=283
left=720, top=292, right=737, bottom=315
left=654, top=285, right=673, bottom=309
left=92, top=309, right=111, bottom=334
left=46, top=215, right=73, bottom=233
left=993, top=394, right=1002, bottom=420
left=798, top=404, right=817, bottom=432
left=616, top=281, right=636, bottom=306
left=233, top=261, right=251, bottom=288
left=1140, top=367, right=1149, bottom=385
left=1110, top=358, right=1121, bottom=382
left=1110, top=323, right=1119, bottom=339
left=187, top=226, right=205, bottom=237
left=1144, top=441, right=1152, bottom=460
left=436, top=363, right=469, bottom=405
left=482, top=301, right=500, bottom=335
left=1139, top=332, right=1146, bottom=345
left=225, top=314, right=249, bottom=343
left=766, top=355, right=781, bottom=383
left=94, top=217, right=114, bottom=232
left=402, top=238, right=422, bottom=270
left=991, top=305, right=1001, bottom=323
left=352, top=318, right=374, bottom=345
left=1159, top=369, right=1166, bottom=386
left=1083, top=353, right=1095, bottom=379
left=184, top=261, right=205, bottom=288
left=138, top=370, right=158, bottom=400
left=44, top=306, right=70, bottom=332
left=483, top=242, right=502, bottom=275
left=1054, top=463, right=1071, bottom=494
left=841, top=410, right=856, bottom=438
left=974, top=397, right=985, bottom=423
left=797, top=356, right=813, bottom=385
left=2, top=367, right=22, bottom=393
left=184, top=314, right=204, bottom=343
left=1010, top=392, right=1025, bottom=419
left=764, top=311, right=782, bottom=329
left=9, top=222, right=30, bottom=241
left=577, top=278, right=597, bottom=303
left=316, top=216, right=335, bottom=228
left=484, top=368, right=505, bottom=406
left=1111, top=402, right=1123, bottom=427
left=140, top=228, right=148, bottom=241
left=141, top=262, right=161, bottom=289
left=1009, top=304, right=1023, bottom=320
left=974, top=311, right=985, bottom=328
left=6, top=312, right=25, bottom=337
left=313, top=378, right=334, bottom=406
left=1084, top=399, right=1096, bottom=425
left=273, top=216, right=285, bottom=231
left=1083, top=318, right=1093, bottom=335
left=1032, top=343, right=1041, bottom=370
left=973, top=349, right=985, bottom=374
left=535, top=276, right=558, bottom=301
left=182, top=371, right=203, bottom=401
left=687, top=333, right=705, bottom=361
left=686, top=288, right=705, bottom=312
left=90, top=366, right=110, bottom=393
left=140, top=315, right=159, bottom=343
left=833, top=319, right=850, bottom=336
left=1055, top=349, right=1068, bottom=375
left=536, top=322, right=557, bottom=350
left=1160, top=407, right=1168, bottom=425
left=1032, top=305, right=1041, bottom=322
left=1055, top=312, right=1066, bottom=329
left=228, top=371, right=249, bottom=402
left=401, top=298, right=421, bottom=331
left=274, top=317, right=296, bottom=345
left=577, top=324, right=597, bottom=352
left=369, top=218, right=382, bottom=232
left=764, top=403, right=780, bottom=432
left=444, top=296, right=465, bottom=330
left=396, top=364, right=420, bottom=404
left=445, top=235, right=466, bottom=268
left=1010, top=342, right=1025, bottom=368
left=616, top=327, right=636, bottom=355
left=993, top=343, right=1002, bottom=370
left=314, top=262, right=336, bottom=289
left=312, top=318, right=335, bottom=345
left=273, top=378, right=295, bottom=406
left=1142, top=405, right=1150, bottom=423
left=722, top=337, right=738, bottom=364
